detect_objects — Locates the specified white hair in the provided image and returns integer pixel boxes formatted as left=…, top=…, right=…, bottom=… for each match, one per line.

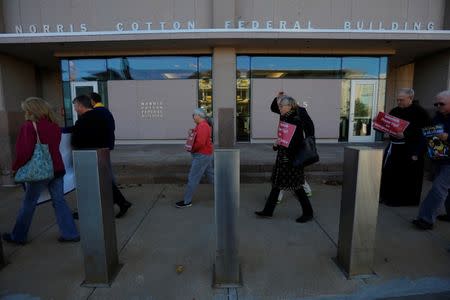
left=398, top=88, right=415, bottom=99
left=193, top=108, right=206, bottom=118
left=436, top=90, right=450, bottom=100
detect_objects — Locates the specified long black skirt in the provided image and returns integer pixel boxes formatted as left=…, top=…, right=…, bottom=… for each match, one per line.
left=271, top=148, right=305, bottom=191
left=380, top=143, right=424, bottom=206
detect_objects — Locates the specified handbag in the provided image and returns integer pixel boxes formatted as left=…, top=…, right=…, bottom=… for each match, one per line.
left=293, top=136, right=320, bottom=168
left=15, top=121, right=54, bottom=183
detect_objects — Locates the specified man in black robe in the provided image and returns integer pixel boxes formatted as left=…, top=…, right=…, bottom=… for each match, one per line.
left=379, top=88, right=431, bottom=206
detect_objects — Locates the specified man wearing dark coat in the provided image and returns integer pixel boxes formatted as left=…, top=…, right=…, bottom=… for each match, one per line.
left=379, top=88, right=431, bottom=206
left=71, top=94, right=132, bottom=218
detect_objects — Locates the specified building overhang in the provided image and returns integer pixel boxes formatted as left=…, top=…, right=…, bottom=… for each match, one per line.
left=0, top=29, right=449, bottom=69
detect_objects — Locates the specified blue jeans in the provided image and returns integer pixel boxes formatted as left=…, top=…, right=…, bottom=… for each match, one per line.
left=10, top=176, right=79, bottom=242
left=418, top=164, right=450, bottom=224
left=183, top=153, right=214, bottom=204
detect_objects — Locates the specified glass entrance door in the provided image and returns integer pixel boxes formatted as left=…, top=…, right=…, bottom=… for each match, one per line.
left=349, top=80, right=378, bottom=142
left=70, top=81, right=98, bottom=122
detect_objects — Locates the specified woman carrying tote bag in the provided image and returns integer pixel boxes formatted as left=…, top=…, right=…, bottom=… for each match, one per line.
left=255, top=95, right=316, bottom=223
left=2, top=97, right=79, bottom=245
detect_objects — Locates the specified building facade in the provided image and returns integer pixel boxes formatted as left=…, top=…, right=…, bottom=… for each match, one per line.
left=1, top=0, right=450, bottom=183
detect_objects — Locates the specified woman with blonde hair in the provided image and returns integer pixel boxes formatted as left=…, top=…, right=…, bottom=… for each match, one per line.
left=2, top=97, right=79, bottom=245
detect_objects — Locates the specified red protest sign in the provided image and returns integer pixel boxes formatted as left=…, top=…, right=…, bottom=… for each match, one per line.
left=373, top=112, right=410, bottom=135
left=276, top=121, right=297, bottom=147
left=184, top=129, right=196, bottom=152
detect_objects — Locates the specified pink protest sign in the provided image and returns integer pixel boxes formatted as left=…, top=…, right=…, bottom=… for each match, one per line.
left=184, top=129, right=196, bottom=152
left=373, top=112, right=410, bottom=135
left=276, top=121, right=297, bottom=147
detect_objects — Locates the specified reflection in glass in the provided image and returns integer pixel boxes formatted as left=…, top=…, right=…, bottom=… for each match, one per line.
left=199, top=56, right=212, bottom=78
left=199, top=78, right=212, bottom=116
left=342, top=57, right=380, bottom=79
left=236, top=56, right=251, bottom=141
left=127, top=56, right=197, bottom=80
left=251, top=56, right=341, bottom=78
left=236, top=116, right=250, bottom=142
left=198, top=56, right=213, bottom=116
left=69, top=59, right=108, bottom=81
left=62, top=82, right=72, bottom=126
left=353, top=84, right=374, bottom=137
left=379, top=57, right=388, bottom=79
left=339, top=80, right=351, bottom=141
left=61, top=60, right=69, bottom=81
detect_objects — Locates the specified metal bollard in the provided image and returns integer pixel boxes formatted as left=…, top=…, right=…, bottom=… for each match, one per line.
left=213, top=149, right=242, bottom=287
left=73, top=149, right=122, bottom=287
left=336, top=146, right=383, bottom=278
left=0, top=233, right=6, bottom=269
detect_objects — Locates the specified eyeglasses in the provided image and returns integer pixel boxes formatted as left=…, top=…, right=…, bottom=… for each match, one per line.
left=434, top=102, right=446, bottom=107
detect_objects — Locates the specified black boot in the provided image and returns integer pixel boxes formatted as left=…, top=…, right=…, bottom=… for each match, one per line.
left=294, top=188, right=313, bottom=223
left=112, top=183, right=132, bottom=218
left=255, top=187, right=280, bottom=218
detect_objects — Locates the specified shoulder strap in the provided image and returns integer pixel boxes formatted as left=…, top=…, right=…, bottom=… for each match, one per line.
left=32, top=121, right=42, bottom=144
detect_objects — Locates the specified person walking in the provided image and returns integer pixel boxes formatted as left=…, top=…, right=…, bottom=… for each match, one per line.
left=379, top=88, right=431, bottom=206
left=255, top=95, right=315, bottom=223
left=413, top=90, right=450, bottom=230
left=176, top=108, right=214, bottom=208
left=71, top=94, right=132, bottom=218
left=2, top=97, right=79, bottom=245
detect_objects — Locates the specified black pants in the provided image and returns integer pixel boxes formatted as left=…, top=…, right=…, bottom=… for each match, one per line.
left=262, top=187, right=313, bottom=216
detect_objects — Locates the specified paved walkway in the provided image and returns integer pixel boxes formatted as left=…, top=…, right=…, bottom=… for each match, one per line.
left=1, top=179, right=449, bottom=299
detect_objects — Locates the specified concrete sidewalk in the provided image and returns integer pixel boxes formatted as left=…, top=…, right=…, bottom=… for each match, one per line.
left=1, top=180, right=450, bottom=300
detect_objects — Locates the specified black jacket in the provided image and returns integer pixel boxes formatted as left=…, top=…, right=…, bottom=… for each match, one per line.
left=389, top=103, right=431, bottom=156
left=71, top=109, right=115, bottom=150
left=271, top=97, right=315, bottom=159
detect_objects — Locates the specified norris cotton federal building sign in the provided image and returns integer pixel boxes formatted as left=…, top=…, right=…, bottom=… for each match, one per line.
left=12, top=19, right=437, bottom=34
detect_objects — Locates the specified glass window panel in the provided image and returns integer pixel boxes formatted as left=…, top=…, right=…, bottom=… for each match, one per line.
left=199, top=78, right=212, bottom=116
left=126, top=56, right=198, bottom=80
left=199, top=56, right=212, bottom=79
left=251, top=56, right=341, bottom=78
left=98, top=81, right=109, bottom=107
left=62, top=82, right=73, bottom=126
left=236, top=116, right=250, bottom=142
left=352, top=83, right=375, bottom=137
left=339, top=80, right=351, bottom=141
left=69, top=59, right=108, bottom=81
left=379, top=57, right=388, bottom=79
left=342, top=57, right=380, bottom=79
left=61, top=60, right=69, bottom=81
left=107, top=58, right=130, bottom=80
left=237, top=56, right=250, bottom=78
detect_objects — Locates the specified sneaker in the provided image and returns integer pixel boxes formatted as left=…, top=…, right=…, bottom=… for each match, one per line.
left=254, top=211, right=273, bottom=218
left=296, top=214, right=313, bottom=223
left=58, top=236, right=80, bottom=243
left=412, top=218, right=433, bottom=230
left=176, top=201, right=192, bottom=208
left=437, top=214, right=450, bottom=222
left=2, top=233, right=26, bottom=245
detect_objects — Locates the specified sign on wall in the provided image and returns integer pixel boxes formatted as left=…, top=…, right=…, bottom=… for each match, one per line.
left=107, top=80, right=197, bottom=140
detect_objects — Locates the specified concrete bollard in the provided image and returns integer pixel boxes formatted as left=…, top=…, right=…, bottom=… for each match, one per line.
left=73, top=149, right=122, bottom=287
left=213, top=149, right=242, bottom=287
left=0, top=233, right=6, bottom=269
left=336, top=146, right=383, bottom=278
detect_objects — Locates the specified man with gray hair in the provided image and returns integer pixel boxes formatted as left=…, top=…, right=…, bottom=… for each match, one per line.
left=379, top=87, right=431, bottom=206
left=413, top=90, right=450, bottom=230
left=176, top=108, right=214, bottom=208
